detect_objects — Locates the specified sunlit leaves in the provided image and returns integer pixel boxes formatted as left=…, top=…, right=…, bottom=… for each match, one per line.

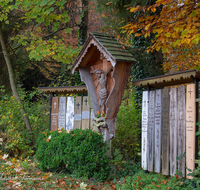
left=123, top=0, right=200, bottom=72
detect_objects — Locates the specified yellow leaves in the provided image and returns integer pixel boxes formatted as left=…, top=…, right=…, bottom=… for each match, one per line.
left=145, top=24, right=151, bottom=31
left=151, top=7, right=156, bottom=12
left=130, top=8, right=137, bottom=12
left=135, top=33, right=142, bottom=37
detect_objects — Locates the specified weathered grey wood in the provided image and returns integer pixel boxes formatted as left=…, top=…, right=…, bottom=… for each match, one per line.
left=79, top=67, right=100, bottom=116
left=148, top=91, right=155, bottom=172
left=177, top=85, right=186, bottom=177
left=82, top=96, right=90, bottom=130
left=170, top=87, right=178, bottom=176
left=58, top=97, right=66, bottom=130
left=142, top=91, right=148, bottom=170
left=90, top=109, right=97, bottom=131
left=66, top=97, right=74, bottom=130
left=74, top=96, right=82, bottom=129
left=154, top=89, right=162, bottom=173
left=51, top=97, right=59, bottom=131
left=161, top=88, right=170, bottom=175
left=186, top=84, right=196, bottom=179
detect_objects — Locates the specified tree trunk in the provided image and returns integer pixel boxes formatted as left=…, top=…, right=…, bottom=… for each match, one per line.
left=0, top=22, right=35, bottom=145
left=78, top=0, right=88, bottom=46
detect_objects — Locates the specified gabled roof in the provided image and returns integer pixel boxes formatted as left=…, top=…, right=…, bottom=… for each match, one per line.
left=133, top=70, right=200, bottom=88
left=38, top=85, right=87, bottom=94
left=71, top=32, right=136, bottom=74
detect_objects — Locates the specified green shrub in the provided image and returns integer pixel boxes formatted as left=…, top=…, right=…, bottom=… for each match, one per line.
left=35, top=129, right=111, bottom=181
left=112, top=90, right=141, bottom=161
left=0, top=86, right=49, bottom=157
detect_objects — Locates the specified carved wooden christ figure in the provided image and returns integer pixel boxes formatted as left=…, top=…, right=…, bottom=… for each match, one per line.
left=91, top=66, right=113, bottom=113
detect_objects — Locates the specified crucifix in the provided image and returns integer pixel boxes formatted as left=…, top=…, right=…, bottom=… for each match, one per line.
left=143, top=100, right=146, bottom=108
left=76, top=102, right=81, bottom=110
left=188, top=88, right=193, bottom=99
left=163, top=94, right=168, bottom=105
left=84, top=98, right=88, bottom=106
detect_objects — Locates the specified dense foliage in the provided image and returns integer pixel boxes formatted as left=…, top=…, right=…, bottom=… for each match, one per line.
left=35, top=129, right=111, bottom=181
left=0, top=87, right=49, bottom=157
left=112, top=90, right=141, bottom=161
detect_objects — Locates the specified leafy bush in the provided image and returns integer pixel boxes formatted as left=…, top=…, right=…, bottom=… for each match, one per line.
left=0, top=86, right=49, bottom=157
left=112, top=90, right=141, bottom=161
left=35, top=129, right=111, bottom=181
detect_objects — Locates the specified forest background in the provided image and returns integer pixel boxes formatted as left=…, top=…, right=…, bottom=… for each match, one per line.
left=0, top=0, right=199, bottom=167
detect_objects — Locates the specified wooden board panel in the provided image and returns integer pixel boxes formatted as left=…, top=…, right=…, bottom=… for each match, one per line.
left=51, top=97, right=59, bottom=131
left=90, top=109, right=97, bottom=132
left=161, top=88, right=170, bottom=175
left=177, top=85, right=186, bottom=177
left=154, top=89, right=162, bottom=173
left=74, top=96, right=82, bottom=129
left=186, top=84, right=196, bottom=179
left=82, top=96, right=90, bottom=130
left=148, top=91, right=155, bottom=172
left=58, top=97, right=66, bottom=130
left=170, top=87, right=178, bottom=176
left=141, top=91, right=148, bottom=170
left=66, top=97, right=74, bottom=130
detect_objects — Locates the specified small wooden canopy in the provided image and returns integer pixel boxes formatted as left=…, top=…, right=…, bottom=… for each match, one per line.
left=38, top=85, right=87, bottom=95
left=71, top=32, right=136, bottom=74
left=133, top=70, right=200, bottom=88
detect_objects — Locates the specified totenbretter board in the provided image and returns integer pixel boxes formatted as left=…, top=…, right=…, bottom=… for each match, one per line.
left=142, top=91, right=148, bottom=170
left=74, top=96, right=82, bottom=129
left=148, top=91, right=155, bottom=172
left=161, top=88, right=170, bottom=175
left=154, top=89, right=162, bottom=173
left=186, top=84, right=196, bottom=179
left=51, top=97, right=59, bottom=131
left=66, top=97, right=74, bottom=130
left=82, top=96, right=90, bottom=130
left=58, top=97, right=66, bottom=130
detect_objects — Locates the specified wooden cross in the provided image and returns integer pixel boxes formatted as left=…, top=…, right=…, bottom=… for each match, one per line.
left=143, top=100, right=146, bottom=108
left=84, top=98, right=88, bottom=105
left=76, top=102, right=80, bottom=110
left=188, top=88, right=193, bottom=99
left=163, top=94, right=168, bottom=105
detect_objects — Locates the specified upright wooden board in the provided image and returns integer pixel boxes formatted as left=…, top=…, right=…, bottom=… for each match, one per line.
left=148, top=91, right=155, bottom=172
left=74, top=96, right=82, bottom=129
left=162, top=88, right=170, bottom=175
left=154, top=89, right=162, bottom=173
left=90, top=109, right=97, bottom=132
left=142, top=91, right=148, bottom=170
left=51, top=97, right=59, bottom=131
left=66, top=97, right=74, bottom=130
left=82, top=96, right=90, bottom=130
left=186, top=84, right=196, bottom=179
left=58, top=97, right=66, bottom=130
left=170, top=87, right=178, bottom=176
left=178, top=85, right=186, bottom=177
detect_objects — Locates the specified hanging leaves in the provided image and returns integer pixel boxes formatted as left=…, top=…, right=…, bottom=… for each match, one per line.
left=123, top=0, right=200, bottom=72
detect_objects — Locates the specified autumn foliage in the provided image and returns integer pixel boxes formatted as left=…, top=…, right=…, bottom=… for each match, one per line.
left=123, top=0, right=200, bottom=72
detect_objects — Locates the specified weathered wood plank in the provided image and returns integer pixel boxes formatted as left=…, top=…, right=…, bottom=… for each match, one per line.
left=90, top=109, right=97, bottom=132
left=170, top=87, right=178, bottom=176
left=58, top=97, right=66, bottom=130
left=161, top=88, right=170, bottom=175
left=74, top=96, right=82, bottom=129
left=66, top=97, right=74, bottom=130
left=177, top=85, right=186, bottom=177
left=142, top=91, right=148, bottom=170
left=148, top=91, right=155, bottom=172
left=82, top=96, right=90, bottom=130
left=186, top=84, right=196, bottom=179
left=154, top=89, right=162, bottom=173
left=51, top=97, right=59, bottom=131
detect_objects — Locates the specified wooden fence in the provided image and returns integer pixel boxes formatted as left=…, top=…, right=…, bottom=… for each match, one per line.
left=142, top=84, right=196, bottom=179
left=50, top=96, right=97, bottom=132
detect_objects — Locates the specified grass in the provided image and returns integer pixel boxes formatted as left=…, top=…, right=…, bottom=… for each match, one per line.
left=0, top=153, right=198, bottom=189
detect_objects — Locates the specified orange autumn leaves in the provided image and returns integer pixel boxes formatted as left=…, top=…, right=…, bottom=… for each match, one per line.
left=123, top=0, right=200, bottom=72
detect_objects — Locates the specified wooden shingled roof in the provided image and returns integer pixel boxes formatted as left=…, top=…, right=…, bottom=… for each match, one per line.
left=133, top=70, right=200, bottom=89
left=71, top=32, right=136, bottom=73
left=38, top=85, right=87, bottom=95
